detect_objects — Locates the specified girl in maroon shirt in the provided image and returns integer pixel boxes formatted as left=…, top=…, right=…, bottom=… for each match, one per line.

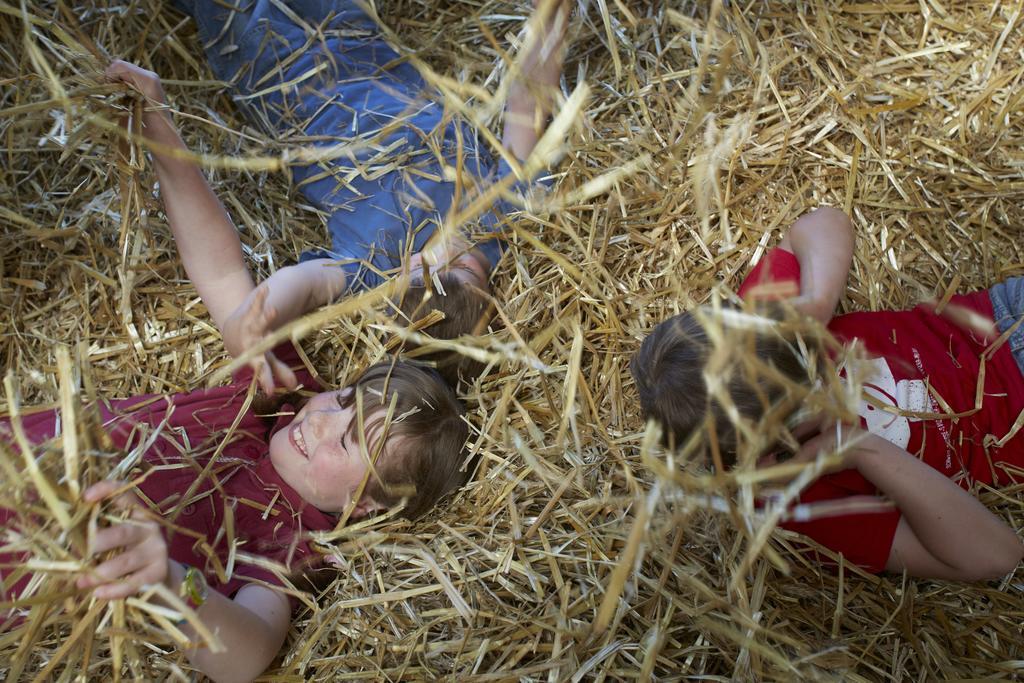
left=1, top=70, right=467, bottom=683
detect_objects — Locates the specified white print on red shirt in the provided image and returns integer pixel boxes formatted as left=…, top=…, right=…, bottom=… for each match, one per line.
left=857, top=357, right=927, bottom=449
left=910, top=347, right=954, bottom=468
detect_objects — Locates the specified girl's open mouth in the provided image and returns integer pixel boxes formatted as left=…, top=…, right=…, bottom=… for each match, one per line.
left=290, top=423, right=309, bottom=459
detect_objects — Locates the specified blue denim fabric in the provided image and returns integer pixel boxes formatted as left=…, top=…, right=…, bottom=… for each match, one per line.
left=174, top=0, right=518, bottom=292
left=990, top=276, right=1024, bottom=376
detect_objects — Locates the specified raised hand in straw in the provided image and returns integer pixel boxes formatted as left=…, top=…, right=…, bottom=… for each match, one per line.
left=223, top=284, right=299, bottom=394
left=502, top=0, right=571, bottom=161
left=105, top=59, right=167, bottom=106
left=76, top=480, right=169, bottom=600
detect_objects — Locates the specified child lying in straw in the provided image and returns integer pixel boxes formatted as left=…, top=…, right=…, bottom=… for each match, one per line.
left=1, top=163, right=469, bottom=673
left=632, top=207, right=1024, bottom=582
left=124, top=0, right=569, bottom=390
left=0, top=5, right=566, bottom=682
left=2, top=353, right=464, bottom=679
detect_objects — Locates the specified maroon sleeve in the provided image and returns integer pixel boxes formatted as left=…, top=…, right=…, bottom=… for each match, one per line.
left=780, top=472, right=902, bottom=573
left=737, top=247, right=802, bottom=300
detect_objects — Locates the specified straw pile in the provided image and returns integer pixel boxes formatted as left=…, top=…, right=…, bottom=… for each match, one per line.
left=2, top=0, right=1024, bottom=680
left=0, top=348, right=227, bottom=681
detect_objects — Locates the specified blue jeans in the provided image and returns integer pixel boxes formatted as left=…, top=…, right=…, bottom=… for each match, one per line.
left=990, top=277, right=1024, bottom=375
left=172, top=0, right=507, bottom=290
left=172, top=0, right=425, bottom=139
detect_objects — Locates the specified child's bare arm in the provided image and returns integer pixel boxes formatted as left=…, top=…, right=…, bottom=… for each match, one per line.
left=107, top=61, right=340, bottom=392
left=777, top=207, right=854, bottom=324
left=106, top=61, right=254, bottom=331
left=799, top=427, right=1023, bottom=580
left=859, top=439, right=1024, bottom=581
left=80, top=481, right=291, bottom=683
left=237, top=259, right=347, bottom=334
left=220, top=259, right=346, bottom=391
left=170, top=563, right=292, bottom=683
left=501, top=0, right=569, bottom=161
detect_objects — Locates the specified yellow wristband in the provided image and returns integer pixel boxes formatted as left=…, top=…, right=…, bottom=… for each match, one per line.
left=179, top=565, right=209, bottom=610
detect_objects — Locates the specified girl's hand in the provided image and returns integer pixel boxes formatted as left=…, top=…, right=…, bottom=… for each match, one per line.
left=105, top=59, right=167, bottom=106
left=757, top=420, right=866, bottom=477
left=77, top=481, right=169, bottom=600
left=788, top=421, right=866, bottom=473
left=223, top=285, right=298, bottom=395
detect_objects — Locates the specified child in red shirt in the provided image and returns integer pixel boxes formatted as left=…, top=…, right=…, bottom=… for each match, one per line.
left=2, top=335, right=466, bottom=682
left=631, top=207, right=1024, bottom=581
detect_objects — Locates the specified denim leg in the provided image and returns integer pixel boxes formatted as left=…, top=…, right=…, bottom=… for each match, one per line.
left=171, top=0, right=420, bottom=137
left=990, top=277, right=1024, bottom=376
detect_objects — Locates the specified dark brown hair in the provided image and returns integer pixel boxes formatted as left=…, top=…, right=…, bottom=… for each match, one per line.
left=630, top=304, right=810, bottom=467
left=397, top=273, right=493, bottom=387
left=339, top=360, right=470, bottom=520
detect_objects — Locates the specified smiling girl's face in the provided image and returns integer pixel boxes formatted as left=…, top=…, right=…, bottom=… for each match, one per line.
left=268, top=389, right=382, bottom=515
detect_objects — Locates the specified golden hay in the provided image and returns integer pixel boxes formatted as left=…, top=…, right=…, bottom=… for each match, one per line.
left=2, top=0, right=1024, bottom=680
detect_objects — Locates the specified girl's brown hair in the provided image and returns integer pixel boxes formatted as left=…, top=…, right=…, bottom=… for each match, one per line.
left=257, top=360, right=470, bottom=519
left=630, top=304, right=811, bottom=467
left=397, top=274, right=493, bottom=388
left=338, top=360, right=471, bottom=520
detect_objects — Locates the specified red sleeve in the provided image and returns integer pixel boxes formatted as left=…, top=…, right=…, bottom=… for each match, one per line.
left=780, top=472, right=902, bottom=573
left=737, top=247, right=802, bottom=301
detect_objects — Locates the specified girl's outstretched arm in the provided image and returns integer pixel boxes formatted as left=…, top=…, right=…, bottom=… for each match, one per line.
left=796, top=427, right=1024, bottom=581
left=501, top=0, right=569, bottom=161
left=106, top=60, right=254, bottom=330
left=777, top=207, right=854, bottom=324
left=107, top=61, right=338, bottom=392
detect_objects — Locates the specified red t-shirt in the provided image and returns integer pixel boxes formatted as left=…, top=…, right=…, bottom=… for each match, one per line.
left=739, top=248, right=1024, bottom=572
left=2, top=345, right=336, bottom=600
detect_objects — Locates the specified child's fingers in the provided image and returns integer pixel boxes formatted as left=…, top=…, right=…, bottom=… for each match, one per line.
left=104, top=60, right=165, bottom=104
left=253, top=356, right=275, bottom=395
left=84, top=545, right=151, bottom=587
left=240, top=287, right=274, bottom=336
left=104, top=60, right=124, bottom=80
left=108, top=488, right=145, bottom=514
left=254, top=298, right=278, bottom=334
left=262, top=303, right=278, bottom=327
left=89, top=520, right=148, bottom=556
left=104, top=59, right=136, bottom=81
left=92, top=581, right=138, bottom=601
left=83, top=480, right=117, bottom=503
left=83, top=479, right=127, bottom=503
left=267, top=352, right=298, bottom=391
left=792, top=436, right=826, bottom=464
left=105, top=61, right=144, bottom=89
left=92, top=561, right=166, bottom=600
left=81, top=523, right=168, bottom=597
left=248, top=286, right=269, bottom=320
